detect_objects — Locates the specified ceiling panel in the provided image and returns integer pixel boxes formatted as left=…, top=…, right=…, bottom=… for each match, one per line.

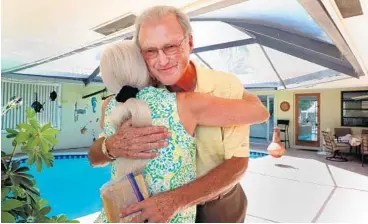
left=195, top=43, right=354, bottom=89
left=263, top=46, right=327, bottom=80
left=1, top=0, right=199, bottom=69
left=191, top=21, right=251, bottom=48
left=194, top=0, right=332, bottom=44
left=196, top=44, right=280, bottom=86
left=15, top=40, right=124, bottom=78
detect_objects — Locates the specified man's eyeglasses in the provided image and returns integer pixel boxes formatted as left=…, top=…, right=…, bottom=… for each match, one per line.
left=141, top=37, right=187, bottom=59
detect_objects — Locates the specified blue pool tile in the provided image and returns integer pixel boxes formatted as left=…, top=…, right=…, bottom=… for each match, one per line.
left=250, top=151, right=268, bottom=159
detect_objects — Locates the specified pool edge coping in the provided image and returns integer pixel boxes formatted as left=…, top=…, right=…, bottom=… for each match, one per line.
left=15, top=150, right=267, bottom=161
left=15, top=151, right=89, bottom=161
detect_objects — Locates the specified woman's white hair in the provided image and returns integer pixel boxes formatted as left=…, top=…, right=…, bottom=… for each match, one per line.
left=134, top=5, right=192, bottom=47
left=100, top=40, right=152, bottom=130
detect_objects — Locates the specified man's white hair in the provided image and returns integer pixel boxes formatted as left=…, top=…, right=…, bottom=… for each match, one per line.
left=134, top=5, right=192, bottom=47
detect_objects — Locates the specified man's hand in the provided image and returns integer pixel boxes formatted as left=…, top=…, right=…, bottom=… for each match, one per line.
left=106, top=119, right=171, bottom=159
left=121, top=192, right=180, bottom=223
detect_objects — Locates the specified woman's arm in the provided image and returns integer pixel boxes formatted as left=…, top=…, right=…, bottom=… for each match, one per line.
left=88, top=137, right=113, bottom=167
left=100, top=96, right=114, bottom=129
left=89, top=96, right=115, bottom=167
left=177, top=90, right=269, bottom=127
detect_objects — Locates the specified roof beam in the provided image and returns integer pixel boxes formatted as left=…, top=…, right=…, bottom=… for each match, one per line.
left=243, top=69, right=345, bottom=89
left=83, top=66, right=100, bottom=86
left=190, top=18, right=359, bottom=78
left=82, top=88, right=107, bottom=99
left=185, top=0, right=248, bottom=17
left=230, top=21, right=359, bottom=78
left=250, top=31, right=356, bottom=77
left=297, top=0, right=366, bottom=76
left=258, top=43, right=287, bottom=89
left=194, top=53, right=213, bottom=69
left=193, top=38, right=256, bottom=53
left=2, top=72, right=103, bottom=84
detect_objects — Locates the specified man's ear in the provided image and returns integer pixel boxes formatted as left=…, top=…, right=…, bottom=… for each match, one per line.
left=188, top=34, right=194, bottom=52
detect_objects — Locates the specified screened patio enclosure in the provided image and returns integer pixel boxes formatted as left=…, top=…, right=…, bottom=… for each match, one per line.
left=1, top=0, right=366, bottom=90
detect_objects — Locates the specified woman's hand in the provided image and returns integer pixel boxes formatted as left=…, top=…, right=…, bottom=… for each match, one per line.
left=121, top=191, right=181, bottom=223
left=105, top=119, right=171, bottom=159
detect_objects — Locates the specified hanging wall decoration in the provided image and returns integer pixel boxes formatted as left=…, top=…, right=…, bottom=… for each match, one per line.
left=92, top=129, right=96, bottom=142
left=74, top=102, right=78, bottom=122
left=280, top=101, right=290, bottom=112
left=80, top=120, right=93, bottom=134
left=74, top=101, right=88, bottom=122
left=31, top=93, right=45, bottom=113
left=2, top=96, right=22, bottom=116
left=80, top=126, right=87, bottom=135
left=79, top=119, right=99, bottom=136
left=91, top=97, right=97, bottom=113
left=50, top=90, right=58, bottom=101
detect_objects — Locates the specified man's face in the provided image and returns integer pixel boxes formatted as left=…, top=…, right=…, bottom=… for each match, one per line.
left=138, top=14, right=193, bottom=86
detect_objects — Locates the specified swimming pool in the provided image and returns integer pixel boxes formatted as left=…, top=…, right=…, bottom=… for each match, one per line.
left=21, top=151, right=267, bottom=219
left=20, top=154, right=111, bottom=220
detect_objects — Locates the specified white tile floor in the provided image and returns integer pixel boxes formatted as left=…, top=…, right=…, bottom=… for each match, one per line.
left=243, top=146, right=368, bottom=223
left=73, top=146, right=367, bottom=223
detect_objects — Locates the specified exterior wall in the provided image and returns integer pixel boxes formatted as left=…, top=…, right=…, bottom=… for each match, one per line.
left=1, top=79, right=108, bottom=154
left=252, top=87, right=368, bottom=149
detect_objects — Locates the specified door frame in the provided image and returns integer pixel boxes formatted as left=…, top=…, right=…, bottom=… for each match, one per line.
left=294, top=93, right=321, bottom=147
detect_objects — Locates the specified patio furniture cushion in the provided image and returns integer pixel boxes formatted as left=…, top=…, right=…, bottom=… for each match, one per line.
left=335, top=142, right=350, bottom=150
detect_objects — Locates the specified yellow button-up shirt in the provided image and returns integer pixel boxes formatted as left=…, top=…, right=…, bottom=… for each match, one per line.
left=193, top=63, right=250, bottom=177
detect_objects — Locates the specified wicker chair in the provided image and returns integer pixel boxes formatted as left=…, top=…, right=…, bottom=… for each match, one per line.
left=322, top=131, right=350, bottom=162
left=361, top=134, right=368, bottom=167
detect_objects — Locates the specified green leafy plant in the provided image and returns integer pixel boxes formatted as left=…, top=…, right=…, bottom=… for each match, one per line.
left=1, top=107, right=78, bottom=223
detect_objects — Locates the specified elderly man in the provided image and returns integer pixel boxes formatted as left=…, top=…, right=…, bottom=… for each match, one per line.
left=89, top=5, right=269, bottom=223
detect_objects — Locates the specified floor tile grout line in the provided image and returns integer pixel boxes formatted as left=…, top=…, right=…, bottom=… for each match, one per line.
left=311, top=164, right=337, bottom=223
left=311, top=187, right=336, bottom=223
left=246, top=214, right=280, bottom=223
left=326, top=163, right=337, bottom=187
left=247, top=171, right=368, bottom=193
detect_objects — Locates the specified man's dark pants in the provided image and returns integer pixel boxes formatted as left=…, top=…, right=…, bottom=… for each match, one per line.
left=195, top=183, right=247, bottom=223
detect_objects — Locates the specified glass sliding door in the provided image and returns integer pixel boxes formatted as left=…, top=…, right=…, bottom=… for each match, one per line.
left=250, top=95, right=275, bottom=143
left=295, top=93, right=320, bottom=147
left=267, top=96, right=275, bottom=141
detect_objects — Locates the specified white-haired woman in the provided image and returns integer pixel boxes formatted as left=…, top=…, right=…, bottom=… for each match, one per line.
left=93, top=40, right=259, bottom=223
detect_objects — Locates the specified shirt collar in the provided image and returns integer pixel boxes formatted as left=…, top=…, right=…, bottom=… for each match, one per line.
left=193, top=61, right=214, bottom=93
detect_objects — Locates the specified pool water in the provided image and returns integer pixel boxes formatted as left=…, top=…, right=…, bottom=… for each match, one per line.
left=24, top=151, right=267, bottom=219
left=25, top=155, right=111, bottom=220
left=250, top=151, right=268, bottom=159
